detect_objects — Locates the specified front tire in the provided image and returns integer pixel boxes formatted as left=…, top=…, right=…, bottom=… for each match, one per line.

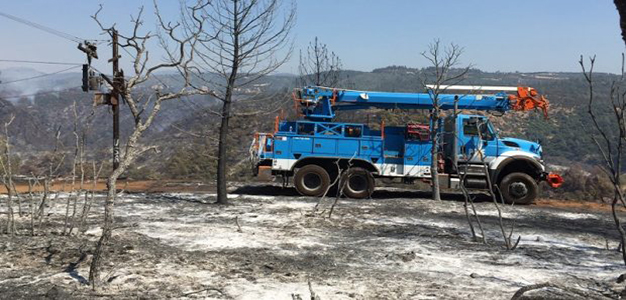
left=341, top=167, right=375, bottom=199
left=294, top=165, right=331, bottom=197
left=498, top=172, right=538, bottom=205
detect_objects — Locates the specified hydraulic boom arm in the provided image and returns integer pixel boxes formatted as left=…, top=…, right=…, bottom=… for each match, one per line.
left=293, top=85, right=550, bottom=121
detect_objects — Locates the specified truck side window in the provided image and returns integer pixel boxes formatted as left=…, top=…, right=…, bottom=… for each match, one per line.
left=463, top=119, right=494, bottom=140
left=265, top=139, right=273, bottom=151
left=463, top=119, right=479, bottom=136
left=297, top=123, right=315, bottom=135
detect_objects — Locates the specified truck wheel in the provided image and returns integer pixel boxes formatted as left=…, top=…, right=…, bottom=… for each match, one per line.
left=341, top=167, right=375, bottom=199
left=294, top=165, right=331, bottom=197
left=498, top=172, right=538, bottom=205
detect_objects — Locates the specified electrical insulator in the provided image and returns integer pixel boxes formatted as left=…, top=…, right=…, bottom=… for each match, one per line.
left=82, top=64, right=103, bottom=92
left=88, top=74, right=102, bottom=91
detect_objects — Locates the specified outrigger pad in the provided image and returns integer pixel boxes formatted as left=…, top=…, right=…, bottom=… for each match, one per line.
left=546, top=173, right=563, bottom=188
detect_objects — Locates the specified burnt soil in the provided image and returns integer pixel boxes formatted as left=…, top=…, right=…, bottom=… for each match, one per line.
left=0, top=183, right=624, bottom=299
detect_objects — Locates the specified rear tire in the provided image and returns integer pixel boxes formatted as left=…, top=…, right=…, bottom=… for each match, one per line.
left=294, top=165, right=331, bottom=197
left=498, top=172, right=538, bottom=205
left=341, top=167, right=375, bottom=199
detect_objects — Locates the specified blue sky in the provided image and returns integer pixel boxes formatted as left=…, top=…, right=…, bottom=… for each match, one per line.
left=0, top=0, right=623, bottom=74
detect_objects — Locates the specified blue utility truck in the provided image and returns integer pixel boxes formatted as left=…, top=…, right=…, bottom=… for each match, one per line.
left=250, top=86, right=563, bottom=204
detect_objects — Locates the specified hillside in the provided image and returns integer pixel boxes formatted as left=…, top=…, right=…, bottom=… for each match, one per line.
left=0, top=66, right=619, bottom=178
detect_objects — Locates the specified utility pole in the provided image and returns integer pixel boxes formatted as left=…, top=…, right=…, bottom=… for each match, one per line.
left=80, top=29, right=122, bottom=170
left=111, top=29, right=121, bottom=170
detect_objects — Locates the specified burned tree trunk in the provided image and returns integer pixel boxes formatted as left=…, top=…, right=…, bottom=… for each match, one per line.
left=421, top=40, right=470, bottom=202
left=88, top=174, right=120, bottom=286
left=189, top=0, right=295, bottom=205
left=87, top=3, right=211, bottom=288
left=216, top=69, right=237, bottom=204
left=580, top=55, right=626, bottom=265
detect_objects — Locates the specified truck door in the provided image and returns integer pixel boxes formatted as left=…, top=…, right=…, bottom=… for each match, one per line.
left=383, top=127, right=405, bottom=175
left=458, top=116, right=499, bottom=163
left=478, top=120, right=499, bottom=159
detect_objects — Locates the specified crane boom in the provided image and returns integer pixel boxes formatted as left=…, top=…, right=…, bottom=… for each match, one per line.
left=293, top=86, right=549, bottom=121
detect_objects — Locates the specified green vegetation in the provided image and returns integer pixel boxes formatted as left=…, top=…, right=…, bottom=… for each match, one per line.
left=165, top=145, right=216, bottom=180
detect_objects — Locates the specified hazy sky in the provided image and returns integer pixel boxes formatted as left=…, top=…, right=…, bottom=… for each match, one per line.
left=0, top=0, right=623, bottom=75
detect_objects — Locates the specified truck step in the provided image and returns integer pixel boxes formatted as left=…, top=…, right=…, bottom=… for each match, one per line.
left=458, top=164, right=489, bottom=177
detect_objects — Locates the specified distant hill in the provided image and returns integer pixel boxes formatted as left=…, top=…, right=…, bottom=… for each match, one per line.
left=0, top=67, right=80, bottom=101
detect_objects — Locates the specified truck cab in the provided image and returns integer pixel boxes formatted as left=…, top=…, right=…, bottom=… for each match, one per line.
left=443, top=114, right=552, bottom=204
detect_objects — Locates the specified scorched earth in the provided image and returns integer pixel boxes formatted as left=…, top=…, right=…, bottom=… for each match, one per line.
left=0, top=183, right=623, bottom=299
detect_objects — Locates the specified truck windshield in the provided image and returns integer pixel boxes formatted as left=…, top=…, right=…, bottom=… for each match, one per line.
left=479, top=121, right=497, bottom=140
left=487, top=121, right=498, bottom=138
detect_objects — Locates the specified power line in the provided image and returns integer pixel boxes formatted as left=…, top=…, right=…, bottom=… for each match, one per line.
left=0, top=59, right=82, bottom=66
left=0, top=65, right=81, bottom=85
left=120, top=46, right=136, bottom=60
left=0, top=10, right=104, bottom=43
left=0, top=11, right=82, bottom=42
left=0, top=87, right=81, bottom=100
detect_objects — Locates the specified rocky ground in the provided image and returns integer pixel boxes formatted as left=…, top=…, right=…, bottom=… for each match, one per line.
left=0, top=184, right=624, bottom=299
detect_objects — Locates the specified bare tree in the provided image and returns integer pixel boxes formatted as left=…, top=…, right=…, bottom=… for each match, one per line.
left=580, top=55, right=626, bottom=265
left=0, top=115, right=16, bottom=235
left=313, top=156, right=358, bottom=219
left=475, top=121, right=521, bottom=250
left=64, top=100, right=94, bottom=235
left=189, top=0, right=296, bottom=204
left=78, top=160, right=104, bottom=235
left=421, top=40, right=470, bottom=201
left=454, top=150, right=486, bottom=243
left=298, top=37, right=342, bottom=87
left=88, top=3, right=211, bottom=288
left=35, top=128, right=65, bottom=234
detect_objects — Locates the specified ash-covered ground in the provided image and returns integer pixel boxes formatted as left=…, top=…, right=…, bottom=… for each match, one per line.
left=0, top=184, right=624, bottom=299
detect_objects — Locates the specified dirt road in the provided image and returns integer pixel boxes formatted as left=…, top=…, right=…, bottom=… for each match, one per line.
left=0, top=184, right=623, bottom=299
left=5, top=179, right=619, bottom=213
